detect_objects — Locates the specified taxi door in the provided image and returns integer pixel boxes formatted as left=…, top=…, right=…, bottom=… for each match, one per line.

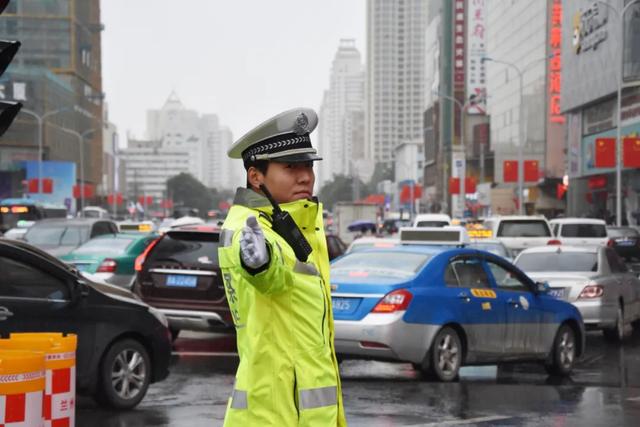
left=484, top=257, right=547, bottom=357
left=442, top=254, right=506, bottom=360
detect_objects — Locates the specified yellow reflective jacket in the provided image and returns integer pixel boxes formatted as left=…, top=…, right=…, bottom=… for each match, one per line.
left=218, top=188, right=347, bottom=427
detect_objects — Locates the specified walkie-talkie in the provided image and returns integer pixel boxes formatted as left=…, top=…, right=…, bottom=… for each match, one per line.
left=259, top=184, right=313, bottom=262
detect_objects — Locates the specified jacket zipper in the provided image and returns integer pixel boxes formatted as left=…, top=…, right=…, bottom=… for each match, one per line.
left=320, top=279, right=327, bottom=344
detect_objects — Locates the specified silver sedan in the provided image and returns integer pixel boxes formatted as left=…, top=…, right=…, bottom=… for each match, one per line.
left=515, top=245, right=640, bottom=342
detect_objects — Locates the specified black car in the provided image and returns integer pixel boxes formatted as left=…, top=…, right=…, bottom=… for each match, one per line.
left=0, top=239, right=171, bottom=409
left=607, top=226, right=640, bottom=261
left=23, top=218, right=119, bottom=257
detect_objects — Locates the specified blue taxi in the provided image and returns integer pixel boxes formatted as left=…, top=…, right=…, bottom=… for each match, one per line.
left=331, top=228, right=586, bottom=381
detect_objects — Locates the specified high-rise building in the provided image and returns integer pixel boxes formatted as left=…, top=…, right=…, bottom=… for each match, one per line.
left=485, top=0, right=566, bottom=215
left=121, top=92, right=237, bottom=202
left=0, top=0, right=104, bottom=195
left=317, top=39, right=365, bottom=187
left=365, top=0, right=428, bottom=163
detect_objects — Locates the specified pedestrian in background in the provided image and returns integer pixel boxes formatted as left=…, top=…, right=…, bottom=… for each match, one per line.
left=217, top=108, right=347, bottom=426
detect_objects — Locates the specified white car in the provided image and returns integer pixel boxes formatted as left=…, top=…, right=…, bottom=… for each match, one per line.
left=549, top=218, right=609, bottom=247
left=412, top=213, right=451, bottom=228
left=515, top=245, right=640, bottom=342
left=483, top=216, right=553, bottom=256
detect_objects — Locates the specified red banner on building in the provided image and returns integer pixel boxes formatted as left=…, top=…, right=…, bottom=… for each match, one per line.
left=449, top=177, right=476, bottom=194
left=400, top=184, right=422, bottom=203
left=594, top=138, right=616, bottom=168
left=623, top=137, right=640, bottom=168
left=107, top=193, right=124, bottom=206
left=138, top=196, right=153, bottom=206
left=523, top=160, right=539, bottom=182
left=503, top=160, right=518, bottom=182
left=73, top=184, right=94, bottom=199
left=26, top=178, right=53, bottom=193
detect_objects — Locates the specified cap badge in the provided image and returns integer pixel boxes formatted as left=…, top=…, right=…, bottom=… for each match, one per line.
left=293, top=112, right=309, bottom=135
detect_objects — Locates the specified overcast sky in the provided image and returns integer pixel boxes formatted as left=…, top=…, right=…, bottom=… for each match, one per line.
left=101, top=0, right=366, bottom=146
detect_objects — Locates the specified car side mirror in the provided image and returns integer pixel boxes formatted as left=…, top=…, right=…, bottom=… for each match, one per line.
left=72, top=279, right=90, bottom=302
left=535, top=281, right=550, bottom=294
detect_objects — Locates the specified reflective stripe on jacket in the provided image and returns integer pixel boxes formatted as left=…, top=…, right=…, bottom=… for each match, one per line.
left=218, top=188, right=347, bottom=427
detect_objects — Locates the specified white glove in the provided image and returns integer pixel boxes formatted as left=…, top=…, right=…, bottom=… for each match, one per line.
left=240, top=216, right=270, bottom=270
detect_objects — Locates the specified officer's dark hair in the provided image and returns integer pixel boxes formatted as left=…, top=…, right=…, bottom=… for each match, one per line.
left=244, top=159, right=269, bottom=189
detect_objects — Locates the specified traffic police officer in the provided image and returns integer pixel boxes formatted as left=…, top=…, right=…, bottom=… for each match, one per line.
left=218, top=108, right=347, bottom=426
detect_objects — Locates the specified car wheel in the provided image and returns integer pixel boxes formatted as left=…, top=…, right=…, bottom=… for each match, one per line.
left=545, top=324, right=576, bottom=377
left=423, top=326, right=461, bottom=382
left=96, top=338, right=151, bottom=410
left=603, top=305, right=625, bottom=343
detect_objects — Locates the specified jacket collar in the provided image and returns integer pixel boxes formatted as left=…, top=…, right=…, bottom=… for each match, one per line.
left=232, top=187, right=319, bottom=226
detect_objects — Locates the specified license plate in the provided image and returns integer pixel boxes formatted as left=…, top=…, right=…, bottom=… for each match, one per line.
left=332, top=297, right=357, bottom=314
left=166, top=274, right=198, bottom=288
left=617, top=240, right=635, bottom=246
left=548, top=288, right=564, bottom=299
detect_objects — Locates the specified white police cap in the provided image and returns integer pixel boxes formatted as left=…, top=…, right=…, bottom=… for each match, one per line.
left=228, top=107, right=322, bottom=163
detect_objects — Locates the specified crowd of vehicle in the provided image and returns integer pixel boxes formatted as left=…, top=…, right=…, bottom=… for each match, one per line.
left=2, top=196, right=640, bottom=409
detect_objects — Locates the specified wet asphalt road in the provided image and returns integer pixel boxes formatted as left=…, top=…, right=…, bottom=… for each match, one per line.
left=77, top=329, right=640, bottom=427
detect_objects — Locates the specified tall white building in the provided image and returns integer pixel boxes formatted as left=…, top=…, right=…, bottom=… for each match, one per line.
left=143, top=92, right=236, bottom=189
left=317, top=39, right=365, bottom=187
left=121, top=92, right=237, bottom=200
left=365, top=0, right=428, bottom=163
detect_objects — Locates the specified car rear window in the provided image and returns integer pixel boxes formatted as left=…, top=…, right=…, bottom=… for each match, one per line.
left=25, top=225, right=89, bottom=246
left=560, top=224, right=607, bottom=238
left=73, top=237, right=134, bottom=256
left=515, top=252, right=598, bottom=272
left=496, top=220, right=551, bottom=237
left=608, top=228, right=639, bottom=238
left=331, top=251, right=430, bottom=282
left=147, top=232, right=220, bottom=267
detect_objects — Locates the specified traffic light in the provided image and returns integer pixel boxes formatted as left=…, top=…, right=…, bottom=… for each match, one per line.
left=0, top=0, right=21, bottom=137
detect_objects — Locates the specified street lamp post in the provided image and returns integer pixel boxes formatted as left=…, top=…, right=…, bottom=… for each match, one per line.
left=432, top=91, right=477, bottom=217
left=54, top=125, right=95, bottom=216
left=595, top=0, right=640, bottom=226
left=20, top=107, right=73, bottom=193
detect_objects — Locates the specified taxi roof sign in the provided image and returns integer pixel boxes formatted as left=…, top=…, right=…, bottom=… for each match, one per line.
left=399, top=226, right=470, bottom=245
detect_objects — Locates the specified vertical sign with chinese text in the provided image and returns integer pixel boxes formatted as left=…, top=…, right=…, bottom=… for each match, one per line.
left=466, top=0, right=486, bottom=114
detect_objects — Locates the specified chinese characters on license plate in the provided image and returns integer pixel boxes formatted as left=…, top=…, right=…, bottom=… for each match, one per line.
left=166, top=274, right=198, bottom=288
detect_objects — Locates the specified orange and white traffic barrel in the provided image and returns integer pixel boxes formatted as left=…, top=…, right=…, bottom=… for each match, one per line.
left=0, top=349, right=46, bottom=426
left=0, top=333, right=77, bottom=427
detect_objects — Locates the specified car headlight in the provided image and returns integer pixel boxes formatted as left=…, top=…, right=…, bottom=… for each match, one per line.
left=148, top=306, right=168, bottom=328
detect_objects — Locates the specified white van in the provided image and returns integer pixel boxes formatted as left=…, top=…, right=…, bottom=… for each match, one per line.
left=549, top=218, right=609, bottom=246
left=483, top=215, right=553, bottom=256
left=412, top=213, right=451, bottom=228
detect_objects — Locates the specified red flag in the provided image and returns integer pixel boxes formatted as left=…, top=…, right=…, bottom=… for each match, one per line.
left=464, top=177, right=476, bottom=194
left=42, top=178, right=53, bottom=194
left=84, top=184, right=94, bottom=198
left=146, top=196, right=153, bottom=206
left=623, top=137, right=640, bottom=168
left=137, top=196, right=145, bottom=205
left=503, top=160, right=518, bottom=182
left=27, top=178, right=39, bottom=193
left=594, top=138, right=615, bottom=168
left=449, top=177, right=460, bottom=194
left=400, top=184, right=422, bottom=203
left=524, top=160, right=539, bottom=182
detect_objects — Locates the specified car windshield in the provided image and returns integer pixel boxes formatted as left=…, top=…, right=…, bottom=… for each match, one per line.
left=497, top=220, right=551, bottom=237
left=560, top=224, right=607, bottom=238
left=73, top=237, right=135, bottom=256
left=468, top=242, right=509, bottom=258
left=608, top=228, right=639, bottom=238
left=331, top=251, right=430, bottom=282
left=416, top=221, right=449, bottom=227
left=516, top=252, right=598, bottom=272
left=146, top=232, right=220, bottom=267
left=25, top=225, right=89, bottom=246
